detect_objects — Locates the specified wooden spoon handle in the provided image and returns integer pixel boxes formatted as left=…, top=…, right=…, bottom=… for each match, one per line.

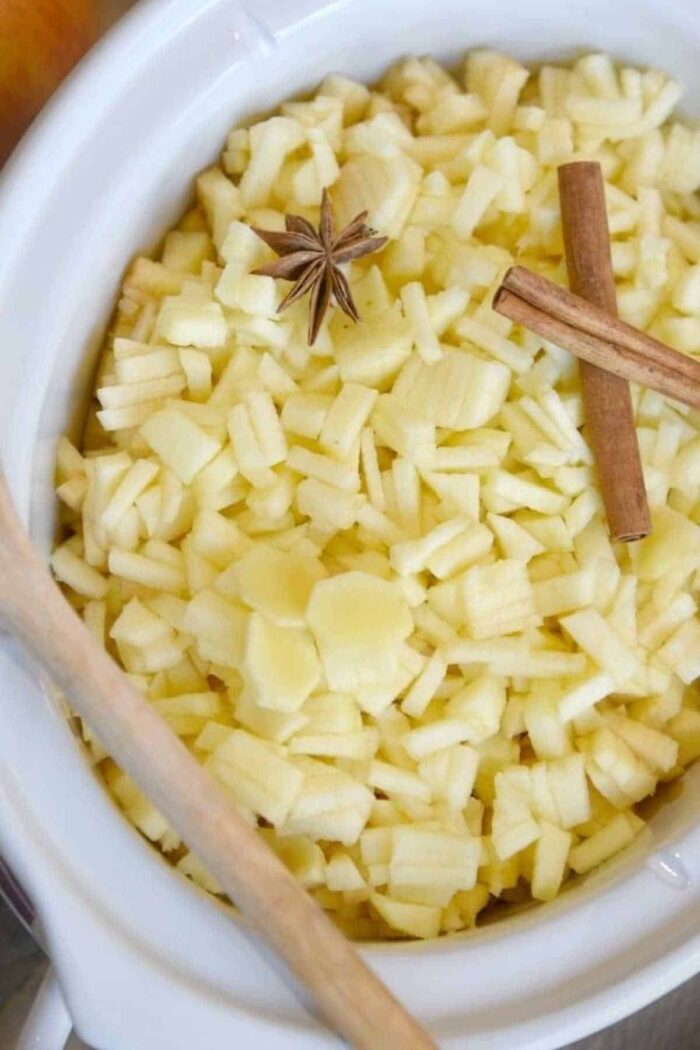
left=0, top=475, right=436, bottom=1050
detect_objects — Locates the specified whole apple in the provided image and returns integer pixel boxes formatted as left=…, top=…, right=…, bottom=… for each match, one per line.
left=0, top=0, right=99, bottom=164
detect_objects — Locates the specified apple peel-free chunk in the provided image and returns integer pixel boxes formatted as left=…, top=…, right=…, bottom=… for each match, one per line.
left=307, top=570, right=412, bottom=660
left=388, top=826, right=481, bottom=906
left=531, top=821, right=571, bottom=901
left=460, top=559, right=541, bottom=639
left=392, top=349, right=510, bottom=430
left=492, top=771, right=541, bottom=860
left=140, top=409, right=221, bottom=484
left=542, top=754, right=589, bottom=829
left=334, top=152, right=422, bottom=238
left=244, top=613, right=320, bottom=712
left=370, top=892, right=441, bottom=939
left=326, top=851, right=366, bottom=892
left=233, top=543, right=327, bottom=626
left=560, top=608, right=643, bottom=688
left=417, top=744, right=480, bottom=810
left=182, top=588, right=247, bottom=667
left=157, top=297, right=227, bottom=348
left=281, top=757, right=373, bottom=845
left=210, top=730, right=303, bottom=827
left=568, top=812, right=644, bottom=875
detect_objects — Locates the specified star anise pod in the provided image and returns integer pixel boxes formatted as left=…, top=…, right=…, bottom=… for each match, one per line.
left=251, top=189, right=388, bottom=345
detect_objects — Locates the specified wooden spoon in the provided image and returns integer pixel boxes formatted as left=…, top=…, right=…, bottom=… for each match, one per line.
left=0, top=475, right=436, bottom=1050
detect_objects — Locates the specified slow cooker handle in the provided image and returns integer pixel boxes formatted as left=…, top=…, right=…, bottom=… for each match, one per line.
left=15, top=967, right=72, bottom=1050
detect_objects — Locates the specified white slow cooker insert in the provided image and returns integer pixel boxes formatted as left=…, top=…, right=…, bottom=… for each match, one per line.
left=1, top=1, right=700, bottom=1047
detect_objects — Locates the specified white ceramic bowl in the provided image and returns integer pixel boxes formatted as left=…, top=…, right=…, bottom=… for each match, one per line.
left=2, top=1, right=700, bottom=1047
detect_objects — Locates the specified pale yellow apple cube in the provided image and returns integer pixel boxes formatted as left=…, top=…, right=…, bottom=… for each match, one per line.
left=210, top=730, right=303, bottom=826
left=182, top=588, right=247, bottom=666
left=569, top=812, right=644, bottom=875
left=531, top=821, right=571, bottom=901
left=140, top=409, right=221, bottom=484
left=370, top=892, right=441, bottom=939
left=233, top=543, right=327, bottom=626
left=243, top=613, right=320, bottom=712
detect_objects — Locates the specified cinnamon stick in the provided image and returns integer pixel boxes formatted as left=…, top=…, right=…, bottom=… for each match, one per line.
left=493, top=273, right=700, bottom=409
left=499, top=162, right=648, bottom=541
left=557, top=162, right=650, bottom=541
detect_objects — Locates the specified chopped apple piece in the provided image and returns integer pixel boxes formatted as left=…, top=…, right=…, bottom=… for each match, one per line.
left=243, top=614, right=320, bottom=712
left=233, top=543, right=327, bottom=625
left=334, top=152, right=422, bottom=238
left=524, top=694, right=572, bottom=760
left=561, top=608, right=643, bottom=688
left=460, top=559, right=541, bottom=639
left=307, top=571, right=412, bottom=690
left=157, top=297, right=227, bottom=348
left=210, top=729, right=303, bottom=826
left=445, top=674, right=507, bottom=743
left=558, top=673, right=615, bottom=723
left=531, top=821, right=571, bottom=901
left=418, top=744, right=480, bottom=809
left=326, top=850, right=366, bottom=892
left=51, top=545, right=108, bottom=599
left=370, top=892, right=441, bottom=939
left=569, top=812, right=644, bottom=875
left=281, top=757, right=373, bottom=845
left=401, top=652, right=447, bottom=718
left=182, top=588, right=247, bottom=666
left=319, top=383, right=378, bottom=458
left=392, top=349, right=511, bottom=430
left=140, top=409, right=221, bottom=484
left=367, top=760, right=432, bottom=801
left=492, top=771, right=541, bottom=859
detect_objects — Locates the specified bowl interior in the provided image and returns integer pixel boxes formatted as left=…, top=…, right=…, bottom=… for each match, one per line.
left=2, top=0, right=700, bottom=1047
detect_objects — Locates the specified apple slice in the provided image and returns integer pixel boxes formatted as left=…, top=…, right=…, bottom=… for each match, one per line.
left=233, top=543, right=327, bottom=626
left=243, top=613, right=321, bottom=712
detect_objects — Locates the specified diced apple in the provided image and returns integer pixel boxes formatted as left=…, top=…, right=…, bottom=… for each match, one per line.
left=334, top=304, right=413, bottom=388
left=261, top=830, right=326, bottom=887
left=243, top=613, right=320, bottom=712
left=392, top=349, right=511, bottom=431
left=569, top=812, right=644, bottom=875
left=531, top=821, right=571, bottom=900
left=182, top=588, right=247, bottom=666
left=334, top=152, right=422, bottom=238
left=140, top=409, right=221, bottom=484
left=51, top=545, right=108, bottom=599
left=418, top=744, right=480, bottom=809
left=607, top=712, right=678, bottom=773
left=367, top=760, right=432, bottom=801
left=232, top=543, right=327, bottom=626
left=445, top=674, right=507, bottom=743
left=307, top=571, right=412, bottom=690
left=524, top=694, right=572, bottom=760
left=210, top=729, right=303, bottom=826
left=460, top=559, right=541, bottom=639
left=370, top=891, right=441, bottom=939
left=561, top=608, right=644, bottom=689
left=281, top=758, right=373, bottom=845
left=326, top=850, right=366, bottom=892
left=318, top=383, right=378, bottom=460
left=492, top=771, right=541, bottom=859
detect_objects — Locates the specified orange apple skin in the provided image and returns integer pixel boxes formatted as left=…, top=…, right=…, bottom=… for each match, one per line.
left=0, top=0, right=98, bottom=164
